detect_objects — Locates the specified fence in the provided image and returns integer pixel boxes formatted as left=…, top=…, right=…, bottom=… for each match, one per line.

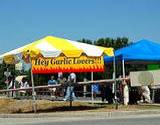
left=0, top=78, right=127, bottom=94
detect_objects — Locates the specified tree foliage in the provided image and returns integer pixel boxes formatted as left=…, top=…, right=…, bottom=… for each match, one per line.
left=78, top=38, right=92, bottom=44
left=94, top=37, right=129, bottom=50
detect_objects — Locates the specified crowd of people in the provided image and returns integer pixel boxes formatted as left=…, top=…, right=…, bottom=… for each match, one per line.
left=47, top=72, right=116, bottom=103
left=5, top=75, right=29, bottom=97
left=47, top=72, right=77, bottom=101
left=4, top=72, right=152, bottom=104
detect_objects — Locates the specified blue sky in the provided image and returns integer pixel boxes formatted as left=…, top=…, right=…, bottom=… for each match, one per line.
left=0, top=0, right=160, bottom=54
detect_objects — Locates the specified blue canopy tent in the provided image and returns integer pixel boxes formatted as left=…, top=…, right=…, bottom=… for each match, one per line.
left=104, top=39, right=160, bottom=80
left=105, top=39, right=160, bottom=61
left=104, top=39, right=160, bottom=104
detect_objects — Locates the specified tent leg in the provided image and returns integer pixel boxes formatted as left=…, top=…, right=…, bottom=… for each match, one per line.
left=91, top=72, right=94, bottom=102
left=6, top=67, right=9, bottom=97
left=152, top=89, right=155, bottom=103
left=30, top=60, right=37, bottom=113
left=4, top=65, right=10, bottom=97
left=122, top=59, right=125, bottom=79
left=83, top=78, right=87, bottom=98
left=122, top=59, right=129, bottom=105
left=113, top=54, right=118, bottom=109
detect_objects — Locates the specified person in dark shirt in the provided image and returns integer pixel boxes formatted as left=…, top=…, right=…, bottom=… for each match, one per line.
left=48, top=76, right=57, bottom=97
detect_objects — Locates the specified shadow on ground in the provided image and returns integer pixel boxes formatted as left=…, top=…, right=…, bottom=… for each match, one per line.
left=31, top=105, right=102, bottom=113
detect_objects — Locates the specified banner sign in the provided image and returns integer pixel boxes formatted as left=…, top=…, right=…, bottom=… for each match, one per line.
left=32, top=55, right=104, bottom=74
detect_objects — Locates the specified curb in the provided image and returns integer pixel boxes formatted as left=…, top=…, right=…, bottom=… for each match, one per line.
left=0, top=109, right=160, bottom=118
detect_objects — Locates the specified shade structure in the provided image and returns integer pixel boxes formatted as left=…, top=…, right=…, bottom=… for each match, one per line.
left=104, top=39, right=160, bottom=62
left=0, top=36, right=114, bottom=73
left=104, top=39, right=160, bottom=106
left=0, top=36, right=113, bottom=62
left=0, top=36, right=114, bottom=111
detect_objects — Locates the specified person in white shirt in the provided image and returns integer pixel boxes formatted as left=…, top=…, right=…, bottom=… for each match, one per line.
left=123, top=82, right=129, bottom=105
left=140, top=85, right=151, bottom=103
left=19, top=77, right=29, bottom=96
left=68, top=72, right=76, bottom=83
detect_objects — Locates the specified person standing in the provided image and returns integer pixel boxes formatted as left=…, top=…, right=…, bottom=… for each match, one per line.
left=19, top=77, right=29, bottom=96
left=122, top=75, right=129, bottom=105
left=57, top=72, right=67, bottom=96
left=63, top=73, right=77, bottom=101
left=48, top=76, right=58, bottom=98
left=91, top=83, right=100, bottom=99
left=7, top=75, right=15, bottom=97
left=101, top=84, right=113, bottom=104
left=139, top=85, right=151, bottom=103
left=123, top=82, right=129, bottom=105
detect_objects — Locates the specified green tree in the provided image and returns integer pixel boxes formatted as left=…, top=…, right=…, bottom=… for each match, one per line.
left=0, top=63, right=6, bottom=89
left=78, top=38, right=92, bottom=44
left=94, top=37, right=129, bottom=50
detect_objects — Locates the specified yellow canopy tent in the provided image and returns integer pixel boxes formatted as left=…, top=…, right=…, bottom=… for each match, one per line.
left=0, top=36, right=113, bottom=62
left=0, top=36, right=114, bottom=112
left=0, top=36, right=114, bottom=73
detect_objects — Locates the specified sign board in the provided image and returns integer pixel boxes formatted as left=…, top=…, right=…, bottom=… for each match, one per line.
left=15, top=62, right=23, bottom=70
left=32, top=55, right=104, bottom=73
left=130, top=70, right=160, bottom=86
left=147, top=64, right=160, bottom=70
left=4, top=71, right=11, bottom=77
left=4, top=55, right=16, bottom=64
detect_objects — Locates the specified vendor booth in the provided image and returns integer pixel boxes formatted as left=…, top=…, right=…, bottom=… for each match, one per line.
left=104, top=39, right=160, bottom=104
left=0, top=36, right=114, bottom=111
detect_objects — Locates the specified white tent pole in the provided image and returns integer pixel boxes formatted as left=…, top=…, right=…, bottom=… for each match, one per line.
left=83, top=78, right=87, bottom=98
left=122, top=58, right=129, bottom=105
left=91, top=72, right=94, bottom=102
left=122, top=58, right=125, bottom=79
left=122, top=58, right=126, bottom=105
left=113, top=52, right=118, bottom=109
left=6, top=66, right=9, bottom=97
left=29, top=56, right=37, bottom=113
